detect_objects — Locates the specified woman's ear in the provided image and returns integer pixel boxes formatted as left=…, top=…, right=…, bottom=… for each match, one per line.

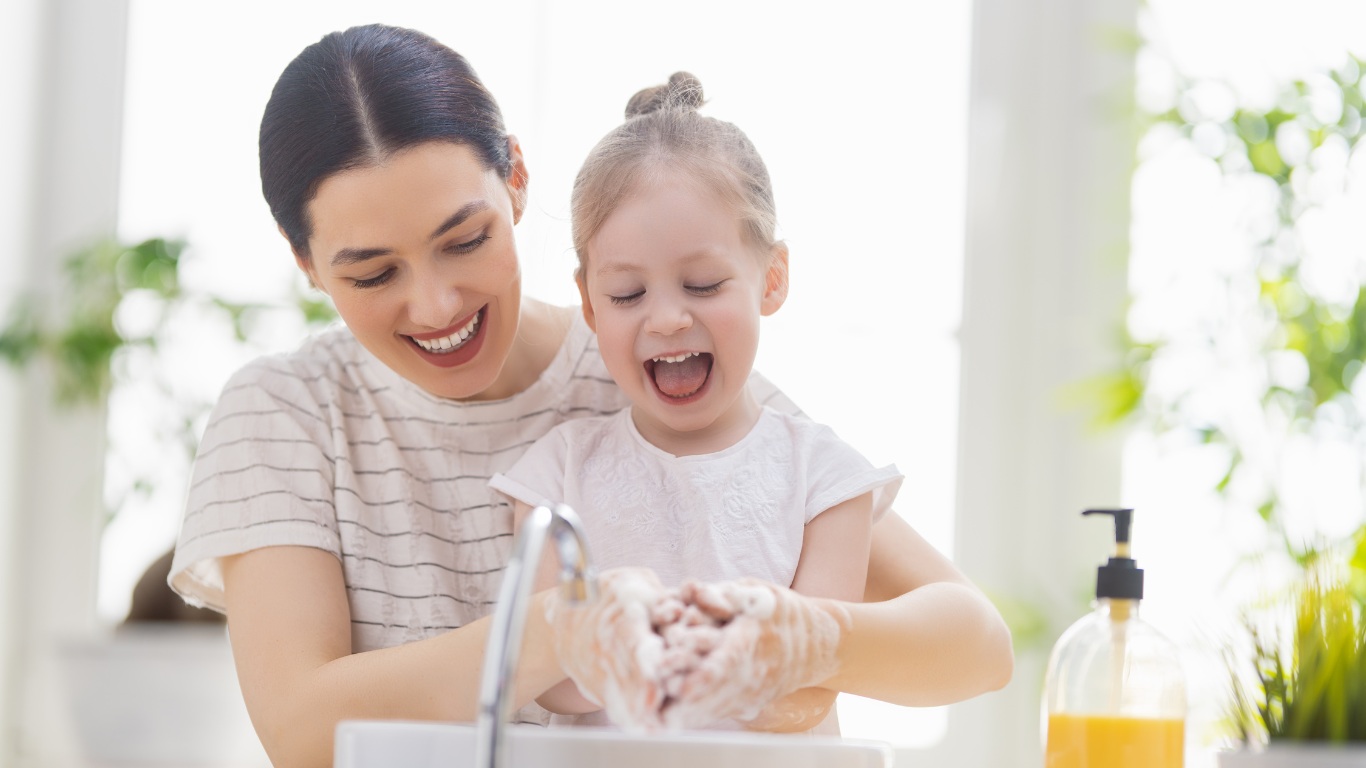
left=283, top=225, right=327, bottom=294
left=506, top=135, right=530, bottom=224
left=576, top=270, right=597, bottom=332
left=760, top=242, right=789, bottom=316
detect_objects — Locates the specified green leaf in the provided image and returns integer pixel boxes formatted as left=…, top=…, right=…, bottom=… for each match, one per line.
left=1249, top=139, right=1287, bottom=179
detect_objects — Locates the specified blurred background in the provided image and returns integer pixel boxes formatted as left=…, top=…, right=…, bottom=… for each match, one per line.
left=1, top=0, right=1364, bottom=766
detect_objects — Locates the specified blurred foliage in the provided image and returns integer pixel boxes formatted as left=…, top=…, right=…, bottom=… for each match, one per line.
left=1083, top=53, right=1366, bottom=577
left=1093, top=48, right=1366, bottom=746
left=0, top=236, right=335, bottom=404
left=0, top=236, right=337, bottom=522
left=0, top=238, right=184, bottom=403
left=1226, top=552, right=1366, bottom=745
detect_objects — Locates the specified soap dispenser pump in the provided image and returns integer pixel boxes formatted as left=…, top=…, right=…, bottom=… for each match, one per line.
left=1042, top=508, right=1186, bottom=768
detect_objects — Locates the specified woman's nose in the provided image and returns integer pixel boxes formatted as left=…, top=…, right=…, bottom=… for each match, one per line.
left=407, top=270, right=464, bottom=329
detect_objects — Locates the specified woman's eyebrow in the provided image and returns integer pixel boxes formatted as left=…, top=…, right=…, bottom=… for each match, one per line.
left=330, top=247, right=390, bottom=268
left=428, top=200, right=490, bottom=240
left=328, top=200, right=493, bottom=267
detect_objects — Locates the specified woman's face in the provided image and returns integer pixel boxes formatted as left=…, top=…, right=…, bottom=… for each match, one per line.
left=298, top=141, right=528, bottom=401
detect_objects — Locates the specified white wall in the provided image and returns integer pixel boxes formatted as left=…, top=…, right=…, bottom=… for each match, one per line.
left=0, top=1, right=129, bottom=765
left=945, top=0, right=1137, bottom=764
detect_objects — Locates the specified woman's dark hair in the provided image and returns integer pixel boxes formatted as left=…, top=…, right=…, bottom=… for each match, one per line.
left=260, top=24, right=511, bottom=256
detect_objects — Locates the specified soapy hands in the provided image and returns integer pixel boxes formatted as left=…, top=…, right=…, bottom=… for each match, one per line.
left=544, top=568, right=850, bottom=731
left=666, top=579, right=850, bottom=728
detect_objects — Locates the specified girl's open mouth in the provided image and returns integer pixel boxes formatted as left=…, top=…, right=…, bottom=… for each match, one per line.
left=406, top=307, right=487, bottom=368
left=644, top=352, right=713, bottom=402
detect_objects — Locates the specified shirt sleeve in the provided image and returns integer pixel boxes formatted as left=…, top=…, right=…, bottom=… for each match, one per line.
left=168, top=357, right=342, bottom=613
left=795, top=420, right=904, bottom=524
left=488, top=425, right=572, bottom=510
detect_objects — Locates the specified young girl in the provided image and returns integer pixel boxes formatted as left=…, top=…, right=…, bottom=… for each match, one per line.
left=489, top=73, right=903, bottom=733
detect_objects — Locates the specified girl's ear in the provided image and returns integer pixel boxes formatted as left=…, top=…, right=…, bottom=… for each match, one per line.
left=284, top=226, right=327, bottom=295
left=505, top=135, right=530, bottom=224
left=576, top=270, right=597, bottom=331
left=760, top=243, right=789, bottom=316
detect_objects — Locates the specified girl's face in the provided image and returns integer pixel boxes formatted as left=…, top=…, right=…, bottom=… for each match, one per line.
left=578, top=171, right=788, bottom=455
left=298, top=141, right=529, bottom=401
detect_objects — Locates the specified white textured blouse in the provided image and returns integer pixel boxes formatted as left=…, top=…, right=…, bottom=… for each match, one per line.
left=490, top=407, right=902, bottom=589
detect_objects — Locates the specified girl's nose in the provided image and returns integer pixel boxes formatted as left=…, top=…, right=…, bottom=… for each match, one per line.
left=407, top=270, right=464, bottom=330
left=646, top=295, right=692, bottom=336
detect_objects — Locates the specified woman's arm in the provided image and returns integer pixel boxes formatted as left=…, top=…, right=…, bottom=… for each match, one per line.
left=221, top=545, right=564, bottom=768
left=511, top=500, right=601, bottom=716
left=829, top=511, right=1014, bottom=704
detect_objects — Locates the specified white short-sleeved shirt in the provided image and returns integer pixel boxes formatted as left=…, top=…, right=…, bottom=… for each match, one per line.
left=489, top=407, right=902, bottom=589
left=169, top=313, right=797, bottom=654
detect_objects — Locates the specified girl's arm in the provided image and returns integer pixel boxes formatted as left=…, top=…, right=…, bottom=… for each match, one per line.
left=220, top=545, right=564, bottom=768
left=740, top=492, right=873, bottom=732
left=669, top=511, right=1012, bottom=722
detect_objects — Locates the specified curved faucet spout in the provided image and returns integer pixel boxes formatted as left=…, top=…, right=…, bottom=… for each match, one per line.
left=475, top=503, right=597, bottom=768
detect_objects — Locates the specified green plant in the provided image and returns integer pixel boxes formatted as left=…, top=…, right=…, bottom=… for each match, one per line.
left=1, top=236, right=336, bottom=405
left=0, top=237, right=185, bottom=403
left=1082, top=49, right=1366, bottom=573
left=1226, top=556, right=1366, bottom=745
left=0, top=235, right=336, bottom=520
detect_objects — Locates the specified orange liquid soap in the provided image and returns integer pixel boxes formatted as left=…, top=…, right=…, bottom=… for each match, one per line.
left=1044, top=713, right=1184, bottom=768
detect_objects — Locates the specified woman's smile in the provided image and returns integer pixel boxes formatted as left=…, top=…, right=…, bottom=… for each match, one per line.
left=405, top=306, right=488, bottom=367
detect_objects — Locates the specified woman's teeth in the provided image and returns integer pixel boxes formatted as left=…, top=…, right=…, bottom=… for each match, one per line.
left=653, top=352, right=702, bottom=364
left=412, top=312, right=480, bottom=353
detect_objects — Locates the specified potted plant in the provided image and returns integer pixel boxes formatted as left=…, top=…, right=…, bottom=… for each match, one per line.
left=1217, top=550, right=1366, bottom=767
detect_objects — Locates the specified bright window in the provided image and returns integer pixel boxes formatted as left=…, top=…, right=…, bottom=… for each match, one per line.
left=1127, top=1, right=1366, bottom=765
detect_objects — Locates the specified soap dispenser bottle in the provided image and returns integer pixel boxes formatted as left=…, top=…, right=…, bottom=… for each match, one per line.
left=1042, top=508, right=1186, bottom=768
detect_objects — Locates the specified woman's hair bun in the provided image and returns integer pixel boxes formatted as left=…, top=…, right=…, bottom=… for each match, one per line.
left=624, top=71, right=705, bottom=118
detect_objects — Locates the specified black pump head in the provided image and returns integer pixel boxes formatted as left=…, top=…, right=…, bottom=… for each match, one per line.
left=1081, top=508, right=1143, bottom=600
left=1083, top=508, right=1133, bottom=543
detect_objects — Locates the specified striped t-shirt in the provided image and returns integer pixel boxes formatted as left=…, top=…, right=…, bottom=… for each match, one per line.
left=169, top=312, right=792, bottom=655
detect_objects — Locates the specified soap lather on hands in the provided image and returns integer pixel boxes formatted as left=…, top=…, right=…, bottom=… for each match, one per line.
left=545, top=567, right=849, bottom=731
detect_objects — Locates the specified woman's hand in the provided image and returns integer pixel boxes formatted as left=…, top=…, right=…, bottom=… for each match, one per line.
left=543, top=567, right=671, bottom=729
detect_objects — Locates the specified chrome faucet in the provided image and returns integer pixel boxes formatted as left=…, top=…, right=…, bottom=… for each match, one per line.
left=475, top=503, right=597, bottom=768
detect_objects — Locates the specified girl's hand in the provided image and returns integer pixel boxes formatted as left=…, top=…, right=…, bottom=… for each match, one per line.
left=543, top=567, right=671, bottom=730
left=665, top=579, right=851, bottom=729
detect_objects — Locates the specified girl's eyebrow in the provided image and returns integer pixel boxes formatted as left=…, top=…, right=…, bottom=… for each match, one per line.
left=329, top=200, right=491, bottom=267
left=593, top=262, right=642, bottom=277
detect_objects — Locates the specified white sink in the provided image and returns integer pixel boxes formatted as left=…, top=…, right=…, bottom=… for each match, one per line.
left=334, top=720, right=894, bottom=767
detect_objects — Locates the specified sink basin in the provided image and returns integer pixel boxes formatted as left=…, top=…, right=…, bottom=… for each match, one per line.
left=334, top=720, right=894, bottom=767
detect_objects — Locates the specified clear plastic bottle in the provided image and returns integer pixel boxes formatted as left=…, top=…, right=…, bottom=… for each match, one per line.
left=1042, top=509, right=1186, bottom=768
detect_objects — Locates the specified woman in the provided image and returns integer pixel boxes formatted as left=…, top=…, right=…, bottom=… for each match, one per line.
left=169, top=23, right=1011, bottom=768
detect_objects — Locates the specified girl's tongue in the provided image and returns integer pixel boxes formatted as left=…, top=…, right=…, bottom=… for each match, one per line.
left=652, top=354, right=713, bottom=398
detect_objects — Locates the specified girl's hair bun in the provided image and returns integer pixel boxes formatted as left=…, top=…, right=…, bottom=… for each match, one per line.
left=624, top=71, right=705, bottom=118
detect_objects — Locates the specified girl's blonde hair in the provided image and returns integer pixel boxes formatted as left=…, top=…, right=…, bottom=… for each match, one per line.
left=570, top=72, right=779, bottom=276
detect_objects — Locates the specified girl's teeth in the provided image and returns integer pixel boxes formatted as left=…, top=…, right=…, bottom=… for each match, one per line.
left=653, top=352, right=700, bottom=364
left=413, top=313, right=480, bottom=352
